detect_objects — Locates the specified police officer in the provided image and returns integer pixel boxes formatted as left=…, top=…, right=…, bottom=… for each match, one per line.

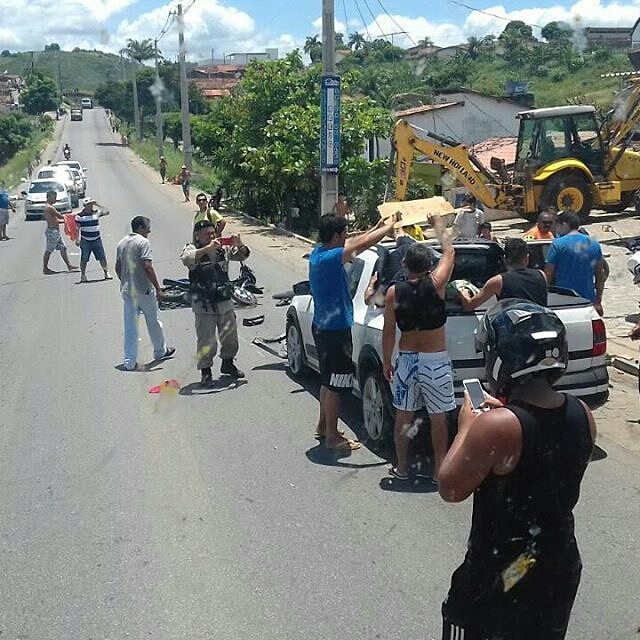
left=181, top=220, right=249, bottom=386
left=438, top=300, right=597, bottom=639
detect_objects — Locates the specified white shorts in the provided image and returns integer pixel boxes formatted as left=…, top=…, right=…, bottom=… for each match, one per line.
left=392, top=351, right=456, bottom=414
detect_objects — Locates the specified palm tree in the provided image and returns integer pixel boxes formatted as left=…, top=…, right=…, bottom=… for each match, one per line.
left=348, top=32, right=366, bottom=50
left=466, top=36, right=483, bottom=60
left=303, top=35, right=322, bottom=64
left=124, top=38, right=154, bottom=141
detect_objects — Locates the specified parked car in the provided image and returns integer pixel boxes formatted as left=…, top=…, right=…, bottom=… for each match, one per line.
left=36, top=166, right=79, bottom=207
left=70, top=109, right=83, bottom=121
left=22, top=179, right=72, bottom=220
left=285, top=240, right=609, bottom=443
left=55, top=161, right=87, bottom=197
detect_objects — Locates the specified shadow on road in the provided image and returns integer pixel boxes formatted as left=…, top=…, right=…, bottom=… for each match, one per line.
left=114, top=363, right=164, bottom=373
left=379, top=476, right=438, bottom=494
left=74, top=278, right=108, bottom=285
left=179, top=379, right=248, bottom=395
left=305, top=443, right=388, bottom=469
left=591, top=443, right=608, bottom=462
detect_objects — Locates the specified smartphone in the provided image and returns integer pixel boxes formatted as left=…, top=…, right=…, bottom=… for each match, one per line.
left=219, top=236, right=234, bottom=246
left=463, top=378, right=486, bottom=411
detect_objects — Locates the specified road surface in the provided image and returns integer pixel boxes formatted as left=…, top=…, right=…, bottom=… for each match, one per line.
left=0, top=109, right=638, bottom=639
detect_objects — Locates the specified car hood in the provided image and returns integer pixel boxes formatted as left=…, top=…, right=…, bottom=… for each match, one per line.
left=27, top=192, right=66, bottom=202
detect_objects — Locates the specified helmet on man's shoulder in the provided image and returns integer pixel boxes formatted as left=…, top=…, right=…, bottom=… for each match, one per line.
left=476, top=299, right=568, bottom=395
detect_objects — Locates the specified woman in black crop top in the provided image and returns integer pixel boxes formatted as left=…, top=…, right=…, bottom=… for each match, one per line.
left=382, top=216, right=456, bottom=482
left=460, top=237, right=548, bottom=311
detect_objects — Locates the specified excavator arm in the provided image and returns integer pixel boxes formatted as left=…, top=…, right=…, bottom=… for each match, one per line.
left=393, top=119, right=499, bottom=208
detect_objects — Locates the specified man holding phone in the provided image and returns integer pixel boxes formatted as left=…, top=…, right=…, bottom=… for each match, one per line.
left=181, top=220, right=250, bottom=387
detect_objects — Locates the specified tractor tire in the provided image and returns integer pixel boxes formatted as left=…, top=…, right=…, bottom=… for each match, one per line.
left=541, top=172, right=592, bottom=224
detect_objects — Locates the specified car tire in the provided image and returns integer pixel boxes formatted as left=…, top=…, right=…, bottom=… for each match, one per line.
left=286, top=317, right=307, bottom=378
left=361, top=367, right=394, bottom=444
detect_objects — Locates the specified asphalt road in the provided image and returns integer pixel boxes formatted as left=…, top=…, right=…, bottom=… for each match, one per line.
left=0, top=109, right=638, bottom=640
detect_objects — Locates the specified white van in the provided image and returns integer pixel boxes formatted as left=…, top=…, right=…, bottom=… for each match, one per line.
left=80, top=98, right=93, bottom=109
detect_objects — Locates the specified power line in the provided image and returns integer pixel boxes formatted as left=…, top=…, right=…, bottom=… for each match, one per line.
left=361, top=0, right=386, bottom=39
left=352, top=0, right=372, bottom=40
left=156, top=10, right=176, bottom=43
left=372, top=0, right=417, bottom=46
left=447, top=0, right=542, bottom=29
left=342, top=0, right=350, bottom=39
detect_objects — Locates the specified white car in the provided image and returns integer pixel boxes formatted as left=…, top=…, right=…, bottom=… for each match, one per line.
left=285, top=240, right=609, bottom=443
left=36, top=166, right=79, bottom=207
left=22, top=179, right=72, bottom=220
left=55, top=161, right=87, bottom=194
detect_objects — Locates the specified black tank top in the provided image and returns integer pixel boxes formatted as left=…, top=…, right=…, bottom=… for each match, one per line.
left=395, top=276, right=446, bottom=332
left=499, top=268, right=548, bottom=306
left=468, top=395, right=593, bottom=563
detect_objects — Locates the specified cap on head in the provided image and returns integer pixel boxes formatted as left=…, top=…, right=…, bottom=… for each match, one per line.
left=193, top=219, right=215, bottom=232
left=82, top=197, right=96, bottom=207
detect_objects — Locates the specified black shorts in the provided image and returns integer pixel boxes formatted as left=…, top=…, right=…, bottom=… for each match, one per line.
left=312, top=326, right=354, bottom=393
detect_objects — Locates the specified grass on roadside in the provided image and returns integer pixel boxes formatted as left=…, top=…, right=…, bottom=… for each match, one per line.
left=130, top=138, right=225, bottom=195
left=0, top=128, right=52, bottom=189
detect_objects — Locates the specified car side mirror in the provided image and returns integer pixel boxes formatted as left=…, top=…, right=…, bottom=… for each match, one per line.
left=83, top=168, right=88, bottom=172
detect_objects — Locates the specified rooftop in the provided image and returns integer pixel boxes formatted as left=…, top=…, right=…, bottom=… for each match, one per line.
left=395, top=101, right=462, bottom=117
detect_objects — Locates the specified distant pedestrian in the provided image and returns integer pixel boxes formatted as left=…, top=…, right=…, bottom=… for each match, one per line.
left=209, top=186, right=223, bottom=210
left=523, top=208, right=556, bottom=240
left=439, top=300, right=596, bottom=640
left=180, top=165, right=191, bottom=202
left=544, top=211, right=605, bottom=315
left=460, top=237, right=548, bottom=309
left=181, top=220, right=249, bottom=386
left=453, top=194, right=484, bottom=239
left=42, top=190, right=77, bottom=274
left=0, top=181, right=15, bottom=241
left=115, top=216, right=175, bottom=371
left=159, top=156, right=167, bottom=184
left=75, top=197, right=112, bottom=282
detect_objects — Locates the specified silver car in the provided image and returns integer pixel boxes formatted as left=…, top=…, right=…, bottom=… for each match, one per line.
left=55, top=161, right=87, bottom=194
left=36, top=166, right=79, bottom=207
left=22, top=179, right=72, bottom=220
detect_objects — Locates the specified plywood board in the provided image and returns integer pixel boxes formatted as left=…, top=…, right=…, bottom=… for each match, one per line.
left=378, top=197, right=454, bottom=226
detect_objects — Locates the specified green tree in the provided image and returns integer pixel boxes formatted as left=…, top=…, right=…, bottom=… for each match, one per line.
left=20, top=73, right=59, bottom=114
left=466, top=36, right=483, bottom=60
left=348, top=32, right=366, bottom=50
left=541, top=21, right=573, bottom=43
left=44, top=43, right=61, bottom=51
left=124, top=38, right=154, bottom=141
left=1, top=49, right=11, bottom=57
left=304, top=35, right=322, bottom=63
left=0, top=112, right=33, bottom=163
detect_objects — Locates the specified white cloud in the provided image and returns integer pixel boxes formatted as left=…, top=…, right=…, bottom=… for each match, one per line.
left=311, top=16, right=364, bottom=37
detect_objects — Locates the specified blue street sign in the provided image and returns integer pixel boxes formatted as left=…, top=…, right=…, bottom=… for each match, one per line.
left=320, top=75, right=341, bottom=174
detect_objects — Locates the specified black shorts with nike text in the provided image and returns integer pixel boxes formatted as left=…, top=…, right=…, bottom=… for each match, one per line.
left=312, top=325, right=355, bottom=393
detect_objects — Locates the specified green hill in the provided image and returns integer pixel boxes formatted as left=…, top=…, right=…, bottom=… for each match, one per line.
left=0, top=49, right=140, bottom=95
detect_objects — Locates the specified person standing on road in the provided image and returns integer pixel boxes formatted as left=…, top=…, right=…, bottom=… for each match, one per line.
left=181, top=219, right=248, bottom=387
left=452, top=194, right=484, bottom=239
left=523, top=208, right=557, bottom=240
left=460, top=237, right=548, bottom=310
left=0, top=181, right=16, bottom=240
left=309, top=213, right=399, bottom=451
left=194, top=192, right=226, bottom=238
left=159, top=157, right=167, bottom=184
left=383, top=216, right=456, bottom=481
left=43, top=190, right=77, bottom=274
left=75, top=198, right=113, bottom=282
left=115, top=216, right=175, bottom=371
left=544, top=211, right=605, bottom=315
left=438, top=300, right=596, bottom=640
left=180, top=165, right=191, bottom=202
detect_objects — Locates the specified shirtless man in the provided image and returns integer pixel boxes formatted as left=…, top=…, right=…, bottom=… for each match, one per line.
left=43, top=190, right=77, bottom=274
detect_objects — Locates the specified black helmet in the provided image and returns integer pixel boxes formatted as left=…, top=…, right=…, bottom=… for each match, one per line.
left=476, top=299, right=568, bottom=395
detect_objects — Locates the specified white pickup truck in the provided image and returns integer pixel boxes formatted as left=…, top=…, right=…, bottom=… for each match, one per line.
left=285, top=240, right=609, bottom=443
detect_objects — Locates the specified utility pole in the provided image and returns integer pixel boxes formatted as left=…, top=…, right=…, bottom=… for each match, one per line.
left=154, top=39, right=164, bottom=159
left=320, top=0, right=340, bottom=216
left=177, top=3, right=193, bottom=170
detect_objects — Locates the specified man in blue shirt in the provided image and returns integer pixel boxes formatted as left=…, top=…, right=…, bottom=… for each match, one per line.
left=545, top=211, right=605, bottom=315
left=309, top=213, right=398, bottom=450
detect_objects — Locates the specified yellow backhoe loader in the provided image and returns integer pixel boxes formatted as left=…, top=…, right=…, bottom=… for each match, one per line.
left=392, top=80, right=640, bottom=222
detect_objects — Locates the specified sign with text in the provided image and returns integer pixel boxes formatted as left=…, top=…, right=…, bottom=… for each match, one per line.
left=320, top=75, right=341, bottom=173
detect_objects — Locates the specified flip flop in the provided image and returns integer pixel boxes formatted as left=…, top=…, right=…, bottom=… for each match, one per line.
left=326, top=438, right=361, bottom=451
left=389, top=467, right=409, bottom=481
left=314, top=429, right=345, bottom=440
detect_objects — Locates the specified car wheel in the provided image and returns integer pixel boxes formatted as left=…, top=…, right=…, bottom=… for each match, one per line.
left=361, top=368, right=394, bottom=444
left=286, top=318, right=307, bottom=378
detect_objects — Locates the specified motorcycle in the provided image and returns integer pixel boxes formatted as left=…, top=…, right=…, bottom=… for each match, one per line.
left=63, top=148, right=71, bottom=160
left=602, top=224, right=640, bottom=284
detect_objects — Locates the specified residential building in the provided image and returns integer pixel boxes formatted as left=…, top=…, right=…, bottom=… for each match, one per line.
left=188, top=64, right=245, bottom=99
left=585, top=26, right=632, bottom=50
left=0, top=74, right=22, bottom=114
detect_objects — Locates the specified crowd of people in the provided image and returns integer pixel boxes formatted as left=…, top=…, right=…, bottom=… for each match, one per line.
left=308, top=209, right=598, bottom=639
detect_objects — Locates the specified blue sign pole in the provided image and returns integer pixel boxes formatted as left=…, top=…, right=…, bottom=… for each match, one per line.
left=320, top=75, right=341, bottom=174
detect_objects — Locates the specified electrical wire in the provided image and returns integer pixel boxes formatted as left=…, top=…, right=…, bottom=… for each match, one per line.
left=183, top=0, right=198, bottom=14
left=342, top=0, right=351, bottom=40
left=447, top=0, right=542, bottom=29
left=372, top=0, right=417, bottom=46
left=361, top=0, right=386, bottom=39
left=352, top=0, right=372, bottom=40
left=156, top=10, right=176, bottom=43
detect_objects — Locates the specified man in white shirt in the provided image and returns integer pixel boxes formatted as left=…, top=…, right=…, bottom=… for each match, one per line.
left=453, top=194, right=484, bottom=239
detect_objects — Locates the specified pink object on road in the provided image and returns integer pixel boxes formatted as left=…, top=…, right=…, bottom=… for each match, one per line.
left=63, top=213, right=78, bottom=241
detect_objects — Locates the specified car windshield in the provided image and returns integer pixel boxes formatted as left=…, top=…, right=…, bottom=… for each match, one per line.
left=28, top=181, right=64, bottom=193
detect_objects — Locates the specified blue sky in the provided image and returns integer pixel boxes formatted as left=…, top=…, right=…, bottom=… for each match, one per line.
left=2, top=0, right=640, bottom=60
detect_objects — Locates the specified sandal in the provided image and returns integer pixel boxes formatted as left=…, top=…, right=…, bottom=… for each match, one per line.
left=326, top=438, right=361, bottom=451
left=314, top=429, right=345, bottom=440
left=389, top=467, right=409, bottom=481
